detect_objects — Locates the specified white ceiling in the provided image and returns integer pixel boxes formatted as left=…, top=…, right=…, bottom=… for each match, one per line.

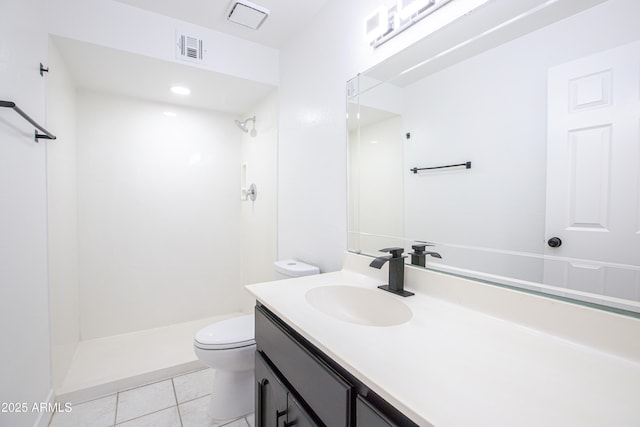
left=52, top=36, right=276, bottom=115
left=111, top=0, right=331, bottom=49
left=51, top=0, right=331, bottom=114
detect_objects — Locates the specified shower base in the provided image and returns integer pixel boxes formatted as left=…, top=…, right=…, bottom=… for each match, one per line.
left=55, top=312, right=244, bottom=404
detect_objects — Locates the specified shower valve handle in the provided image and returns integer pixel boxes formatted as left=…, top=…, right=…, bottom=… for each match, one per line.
left=244, top=183, right=257, bottom=202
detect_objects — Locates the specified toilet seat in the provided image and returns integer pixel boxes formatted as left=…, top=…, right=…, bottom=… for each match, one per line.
left=194, top=314, right=255, bottom=350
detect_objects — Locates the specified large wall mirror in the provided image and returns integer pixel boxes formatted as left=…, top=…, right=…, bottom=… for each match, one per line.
left=347, top=0, right=640, bottom=314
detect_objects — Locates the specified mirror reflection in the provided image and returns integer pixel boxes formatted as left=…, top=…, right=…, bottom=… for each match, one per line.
left=348, top=0, right=640, bottom=314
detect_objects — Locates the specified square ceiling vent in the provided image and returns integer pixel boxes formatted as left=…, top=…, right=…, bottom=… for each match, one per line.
left=227, top=0, right=270, bottom=30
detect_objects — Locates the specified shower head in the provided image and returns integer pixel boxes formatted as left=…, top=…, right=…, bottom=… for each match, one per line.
left=234, top=116, right=257, bottom=137
left=234, top=118, right=249, bottom=132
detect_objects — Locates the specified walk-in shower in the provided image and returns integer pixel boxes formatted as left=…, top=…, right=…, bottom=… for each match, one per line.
left=235, top=116, right=257, bottom=137
left=45, top=35, right=278, bottom=405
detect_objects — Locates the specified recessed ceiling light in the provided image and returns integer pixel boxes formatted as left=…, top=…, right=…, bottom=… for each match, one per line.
left=163, top=111, right=177, bottom=117
left=171, top=86, right=191, bottom=95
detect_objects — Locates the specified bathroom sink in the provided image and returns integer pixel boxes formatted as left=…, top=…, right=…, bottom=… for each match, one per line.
left=305, top=285, right=412, bottom=326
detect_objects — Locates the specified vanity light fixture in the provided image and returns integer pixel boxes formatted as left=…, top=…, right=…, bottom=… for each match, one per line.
left=397, top=0, right=435, bottom=20
left=363, top=6, right=391, bottom=44
left=170, top=86, right=191, bottom=95
left=365, top=0, right=454, bottom=48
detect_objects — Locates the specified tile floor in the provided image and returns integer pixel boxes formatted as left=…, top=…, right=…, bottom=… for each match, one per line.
left=49, top=368, right=255, bottom=427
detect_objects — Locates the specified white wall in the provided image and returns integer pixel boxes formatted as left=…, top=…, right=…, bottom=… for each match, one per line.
left=76, top=90, right=243, bottom=339
left=0, top=0, right=53, bottom=426
left=240, top=90, right=279, bottom=309
left=46, top=40, right=80, bottom=391
left=277, top=0, right=380, bottom=273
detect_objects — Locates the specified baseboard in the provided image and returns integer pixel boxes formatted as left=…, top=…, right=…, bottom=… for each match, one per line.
left=33, top=388, right=55, bottom=427
left=55, top=360, right=205, bottom=405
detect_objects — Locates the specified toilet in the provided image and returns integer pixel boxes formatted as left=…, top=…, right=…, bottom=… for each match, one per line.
left=273, top=258, right=320, bottom=280
left=193, top=259, right=320, bottom=420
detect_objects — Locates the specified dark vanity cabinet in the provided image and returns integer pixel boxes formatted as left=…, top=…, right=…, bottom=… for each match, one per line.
left=256, top=353, right=317, bottom=427
left=255, top=304, right=419, bottom=427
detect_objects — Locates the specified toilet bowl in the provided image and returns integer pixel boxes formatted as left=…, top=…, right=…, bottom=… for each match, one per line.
left=194, top=259, right=319, bottom=421
left=193, top=314, right=256, bottom=420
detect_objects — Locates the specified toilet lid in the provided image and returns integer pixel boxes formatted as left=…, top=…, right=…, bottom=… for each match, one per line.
left=194, top=314, right=255, bottom=350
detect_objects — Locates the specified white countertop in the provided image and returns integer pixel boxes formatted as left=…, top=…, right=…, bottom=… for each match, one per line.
left=246, top=253, right=640, bottom=427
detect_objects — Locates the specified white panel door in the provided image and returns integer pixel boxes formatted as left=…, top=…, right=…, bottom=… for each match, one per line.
left=545, top=41, right=640, bottom=298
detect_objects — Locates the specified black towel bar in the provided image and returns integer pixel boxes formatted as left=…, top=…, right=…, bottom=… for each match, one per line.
left=410, top=161, right=471, bottom=174
left=0, top=100, right=57, bottom=142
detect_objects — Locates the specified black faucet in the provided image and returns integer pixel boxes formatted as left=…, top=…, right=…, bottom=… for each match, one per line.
left=409, top=243, right=442, bottom=267
left=369, top=247, right=413, bottom=297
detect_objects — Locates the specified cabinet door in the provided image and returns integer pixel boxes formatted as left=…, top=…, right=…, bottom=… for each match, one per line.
left=285, top=393, right=320, bottom=427
left=256, top=352, right=288, bottom=427
left=256, top=306, right=352, bottom=427
left=356, top=396, right=399, bottom=427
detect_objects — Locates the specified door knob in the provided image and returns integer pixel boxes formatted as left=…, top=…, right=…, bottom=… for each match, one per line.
left=547, top=237, right=562, bottom=248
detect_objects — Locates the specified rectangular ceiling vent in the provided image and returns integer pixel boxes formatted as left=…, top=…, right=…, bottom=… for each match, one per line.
left=176, top=32, right=204, bottom=63
left=227, top=0, right=270, bottom=30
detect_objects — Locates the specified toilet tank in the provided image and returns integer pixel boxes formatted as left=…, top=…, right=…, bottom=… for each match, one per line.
left=274, top=259, right=320, bottom=280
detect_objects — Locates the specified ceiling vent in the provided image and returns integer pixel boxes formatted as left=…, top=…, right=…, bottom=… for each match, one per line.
left=176, top=32, right=204, bottom=63
left=227, top=0, right=270, bottom=30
